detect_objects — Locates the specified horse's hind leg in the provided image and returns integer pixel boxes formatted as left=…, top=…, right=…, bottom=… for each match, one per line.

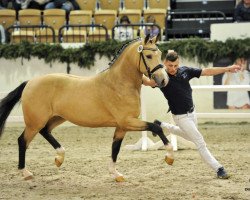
left=39, top=116, right=66, bottom=167
left=18, top=127, right=38, bottom=180
left=108, top=127, right=126, bottom=182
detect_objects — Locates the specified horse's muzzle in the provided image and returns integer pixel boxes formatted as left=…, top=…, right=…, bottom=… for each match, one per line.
left=152, top=69, right=169, bottom=88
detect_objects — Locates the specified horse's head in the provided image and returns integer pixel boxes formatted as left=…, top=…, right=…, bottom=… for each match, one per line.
left=137, top=34, right=169, bottom=88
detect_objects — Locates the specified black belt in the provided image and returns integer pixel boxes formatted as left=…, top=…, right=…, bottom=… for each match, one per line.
left=187, top=106, right=195, bottom=113
left=170, top=105, right=195, bottom=115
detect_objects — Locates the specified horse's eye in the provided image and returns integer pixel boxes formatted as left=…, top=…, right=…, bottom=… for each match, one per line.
left=146, top=55, right=152, bottom=59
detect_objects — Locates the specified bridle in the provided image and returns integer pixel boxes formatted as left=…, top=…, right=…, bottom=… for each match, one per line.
left=138, top=45, right=164, bottom=79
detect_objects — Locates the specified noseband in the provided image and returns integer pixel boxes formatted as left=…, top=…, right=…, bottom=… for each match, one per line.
left=138, top=46, right=164, bottom=79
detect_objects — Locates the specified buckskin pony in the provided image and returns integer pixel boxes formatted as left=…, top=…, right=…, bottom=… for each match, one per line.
left=0, top=35, right=174, bottom=182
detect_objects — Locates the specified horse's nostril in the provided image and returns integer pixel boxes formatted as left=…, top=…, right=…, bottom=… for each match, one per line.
left=161, top=79, right=165, bottom=86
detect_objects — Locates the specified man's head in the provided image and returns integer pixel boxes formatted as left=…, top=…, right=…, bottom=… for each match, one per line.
left=163, top=50, right=179, bottom=75
left=243, top=0, right=250, bottom=7
left=120, top=15, right=130, bottom=24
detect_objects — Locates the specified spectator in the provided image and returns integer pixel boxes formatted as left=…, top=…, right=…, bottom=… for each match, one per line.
left=114, top=15, right=133, bottom=41
left=12, top=0, right=31, bottom=11
left=12, top=0, right=49, bottom=11
left=0, top=0, right=11, bottom=9
left=44, top=0, right=79, bottom=15
left=0, top=24, right=6, bottom=43
left=144, top=15, right=159, bottom=37
left=12, top=0, right=52, bottom=17
left=222, top=58, right=250, bottom=109
left=27, top=0, right=52, bottom=10
left=234, top=0, right=250, bottom=22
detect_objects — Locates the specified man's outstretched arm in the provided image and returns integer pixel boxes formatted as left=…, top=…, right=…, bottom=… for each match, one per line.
left=201, top=64, right=241, bottom=76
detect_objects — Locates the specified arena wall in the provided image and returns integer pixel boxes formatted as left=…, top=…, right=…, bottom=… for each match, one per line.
left=1, top=55, right=249, bottom=123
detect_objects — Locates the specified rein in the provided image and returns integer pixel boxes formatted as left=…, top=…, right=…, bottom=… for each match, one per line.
left=139, top=47, right=164, bottom=79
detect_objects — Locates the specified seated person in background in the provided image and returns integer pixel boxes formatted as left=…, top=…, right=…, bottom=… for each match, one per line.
left=27, top=0, right=51, bottom=10
left=12, top=0, right=51, bottom=11
left=144, top=15, right=159, bottom=37
left=0, top=0, right=11, bottom=9
left=45, top=0, right=79, bottom=15
left=114, top=15, right=133, bottom=41
left=234, top=0, right=250, bottom=22
left=12, top=0, right=30, bottom=11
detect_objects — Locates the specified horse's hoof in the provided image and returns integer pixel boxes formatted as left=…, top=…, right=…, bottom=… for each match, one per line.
left=24, top=174, right=33, bottom=180
left=21, top=169, right=33, bottom=180
left=55, top=157, right=63, bottom=167
left=115, top=176, right=125, bottom=182
left=165, top=156, right=174, bottom=165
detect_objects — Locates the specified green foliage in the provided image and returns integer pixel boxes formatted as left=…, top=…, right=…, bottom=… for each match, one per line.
left=159, top=38, right=250, bottom=65
left=0, top=38, right=249, bottom=70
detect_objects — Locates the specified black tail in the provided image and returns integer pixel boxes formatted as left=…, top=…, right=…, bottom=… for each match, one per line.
left=0, top=81, right=28, bottom=137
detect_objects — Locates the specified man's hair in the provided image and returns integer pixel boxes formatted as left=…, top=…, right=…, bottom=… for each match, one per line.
left=165, top=50, right=179, bottom=62
left=120, top=15, right=130, bottom=24
left=146, top=15, right=156, bottom=23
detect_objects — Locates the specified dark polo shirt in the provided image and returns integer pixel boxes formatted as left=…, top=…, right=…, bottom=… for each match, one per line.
left=160, top=66, right=202, bottom=115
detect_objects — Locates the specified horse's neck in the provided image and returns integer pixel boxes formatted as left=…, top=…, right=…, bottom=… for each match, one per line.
left=107, top=56, right=142, bottom=88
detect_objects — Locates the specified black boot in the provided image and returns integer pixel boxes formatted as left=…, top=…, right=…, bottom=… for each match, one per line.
left=217, top=167, right=230, bottom=179
left=153, top=119, right=162, bottom=127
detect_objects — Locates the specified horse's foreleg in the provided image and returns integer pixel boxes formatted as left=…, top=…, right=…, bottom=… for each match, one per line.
left=147, top=122, right=174, bottom=165
left=40, top=127, right=65, bottom=167
left=121, top=118, right=174, bottom=165
left=39, top=116, right=66, bottom=167
left=109, top=128, right=125, bottom=182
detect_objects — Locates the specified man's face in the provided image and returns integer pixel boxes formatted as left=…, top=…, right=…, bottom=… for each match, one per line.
left=244, top=0, right=250, bottom=5
left=164, top=58, right=179, bottom=75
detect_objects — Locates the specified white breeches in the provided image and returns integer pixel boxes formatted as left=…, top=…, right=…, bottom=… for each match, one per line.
left=161, top=111, right=222, bottom=171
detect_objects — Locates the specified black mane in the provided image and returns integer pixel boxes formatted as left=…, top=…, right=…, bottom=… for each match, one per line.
left=108, top=37, right=142, bottom=67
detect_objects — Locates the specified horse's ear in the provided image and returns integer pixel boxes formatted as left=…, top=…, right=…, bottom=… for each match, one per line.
left=150, top=34, right=159, bottom=44
left=156, top=33, right=160, bottom=43
left=144, top=34, right=150, bottom=44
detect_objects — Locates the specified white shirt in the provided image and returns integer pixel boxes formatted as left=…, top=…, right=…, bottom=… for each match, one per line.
left=114, top=26, right=133, bottom=41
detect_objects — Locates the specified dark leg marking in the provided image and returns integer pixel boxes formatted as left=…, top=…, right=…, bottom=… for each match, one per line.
left=18, top=131, right=26, bottom=169
left=112, top=139, right=123, bottom=163
left=147, top=122, right=170, bottom=145
left=40, top=126, right=61, bottom=149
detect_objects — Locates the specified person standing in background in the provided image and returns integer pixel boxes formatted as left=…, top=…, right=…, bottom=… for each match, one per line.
left=222, top=58, right=250, bottom=109
left=234, top=0, right=250, bottom=21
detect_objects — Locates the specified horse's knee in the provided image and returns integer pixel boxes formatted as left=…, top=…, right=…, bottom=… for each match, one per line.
left=147, top=122, right=162, bottom=135
left=18, top=133, right=26, bottom=148
left=40, top=126, right=61, bottom=149
left=147, top=122, right=170, bottom=145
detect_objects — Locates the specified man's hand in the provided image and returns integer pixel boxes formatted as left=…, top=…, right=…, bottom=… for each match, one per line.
left=142, top=75, right=158, bottom=87
left=227, top=64, right=241, bottom=73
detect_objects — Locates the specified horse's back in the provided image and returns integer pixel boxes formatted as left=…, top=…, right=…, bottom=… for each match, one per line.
left=21, top=73, right=116, bottom=128
left=22, top=73, right=90, bottom=103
